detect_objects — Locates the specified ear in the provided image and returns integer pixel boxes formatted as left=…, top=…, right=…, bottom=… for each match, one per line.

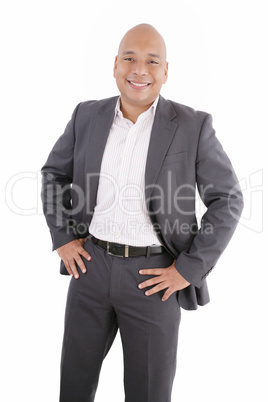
left=113, top=56, right=118, bottom=78
left=163, top=61, right=169, bottom=84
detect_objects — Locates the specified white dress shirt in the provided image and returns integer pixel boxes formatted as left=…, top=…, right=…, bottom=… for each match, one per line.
left=88, top=96, right=161, bottom=246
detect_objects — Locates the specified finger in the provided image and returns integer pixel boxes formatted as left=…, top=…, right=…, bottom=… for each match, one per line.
left=63, top=260, right=74, bottom=277
left=161, top=288, right=174, bottom=302
left=75, top=254, right=87, bottom=274
left=79, top=247, right=91, bottom=262
left=138, top=277, right=164, bottom=289
left=68, top=259, right=80, bottom=279
left=144, top=283, right=167, bottom=297
left=139, top=268, right=164, bottom=276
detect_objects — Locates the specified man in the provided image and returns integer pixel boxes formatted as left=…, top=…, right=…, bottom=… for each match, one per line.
left=41, top=24, right=243, bottom=402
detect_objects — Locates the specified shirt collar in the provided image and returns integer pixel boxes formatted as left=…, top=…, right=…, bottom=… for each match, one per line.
left=115, top=96, right=159, bottom=119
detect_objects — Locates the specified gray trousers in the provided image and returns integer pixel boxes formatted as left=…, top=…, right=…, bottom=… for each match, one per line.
left=59, top=235, right=181, bottom=402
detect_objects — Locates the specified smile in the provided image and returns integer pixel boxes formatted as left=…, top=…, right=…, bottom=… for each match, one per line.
left=128, top=81, right=151, bottom=89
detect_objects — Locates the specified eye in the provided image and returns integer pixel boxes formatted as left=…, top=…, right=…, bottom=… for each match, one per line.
left=124, top=57, right=134, bottom=62
left=149, top=60, right=159, bottom=64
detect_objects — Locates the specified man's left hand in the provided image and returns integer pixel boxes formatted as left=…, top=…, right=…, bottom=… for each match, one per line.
left=138, top=260, right=190, bottom=301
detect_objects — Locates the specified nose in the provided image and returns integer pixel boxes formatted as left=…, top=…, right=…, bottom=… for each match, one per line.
left=132, top=61, right=148, bottom=76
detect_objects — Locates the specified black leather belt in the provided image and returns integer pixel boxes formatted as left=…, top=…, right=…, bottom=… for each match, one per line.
left=91, top=235, right=164, bottom=258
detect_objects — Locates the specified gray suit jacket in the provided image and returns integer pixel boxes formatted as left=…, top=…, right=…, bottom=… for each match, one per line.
left=41, top=95, right=244, bottom=310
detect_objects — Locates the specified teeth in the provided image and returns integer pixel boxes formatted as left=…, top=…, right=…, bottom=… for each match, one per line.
left=130, top=82, right=149, bottom=87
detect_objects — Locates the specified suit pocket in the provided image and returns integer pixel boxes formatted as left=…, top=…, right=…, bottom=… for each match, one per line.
left=162, top=151, right=188, bottom=165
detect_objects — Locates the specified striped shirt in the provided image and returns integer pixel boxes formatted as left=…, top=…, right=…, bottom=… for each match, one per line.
left=88, top=96, right=161, bottom=246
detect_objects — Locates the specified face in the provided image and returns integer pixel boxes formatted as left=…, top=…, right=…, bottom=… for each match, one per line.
left=113, top=28, right=168, bottom=110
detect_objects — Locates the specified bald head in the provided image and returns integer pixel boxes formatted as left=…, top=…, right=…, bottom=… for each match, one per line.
left=118, top=24, right=167, bottom=61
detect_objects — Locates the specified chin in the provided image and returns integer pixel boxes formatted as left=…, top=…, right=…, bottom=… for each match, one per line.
left=126, top=93, right=153, bottom=105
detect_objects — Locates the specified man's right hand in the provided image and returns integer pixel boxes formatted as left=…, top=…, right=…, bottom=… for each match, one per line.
left=57, top=238, right=91, bottom=279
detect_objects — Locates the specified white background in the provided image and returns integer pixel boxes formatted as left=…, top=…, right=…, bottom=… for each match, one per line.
left=1, top=0, right=267, bottom=401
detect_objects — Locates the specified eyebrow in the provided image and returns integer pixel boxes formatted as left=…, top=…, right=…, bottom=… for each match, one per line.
left=122, top=51, right=160, bottom=59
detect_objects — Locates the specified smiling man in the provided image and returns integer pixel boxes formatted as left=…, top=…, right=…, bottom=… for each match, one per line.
left=41, top=24, right=243, bottom=402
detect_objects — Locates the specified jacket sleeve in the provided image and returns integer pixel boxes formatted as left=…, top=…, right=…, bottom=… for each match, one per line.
left=175, top=114, right=244, bottom=288
left=41, top=103, right=82, bottom=250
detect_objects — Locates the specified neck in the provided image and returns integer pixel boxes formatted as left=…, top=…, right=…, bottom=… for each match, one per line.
left=120, top=99, right=154, bottom=123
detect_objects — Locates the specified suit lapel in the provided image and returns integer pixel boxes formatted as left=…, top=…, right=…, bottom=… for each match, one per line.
left=145, top=95, right=179, bottom=202
left=85, top=97, right=118, bottom=211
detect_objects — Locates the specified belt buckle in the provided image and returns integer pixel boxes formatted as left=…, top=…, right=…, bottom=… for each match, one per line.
left=107, top=242, right=129, bottom=257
